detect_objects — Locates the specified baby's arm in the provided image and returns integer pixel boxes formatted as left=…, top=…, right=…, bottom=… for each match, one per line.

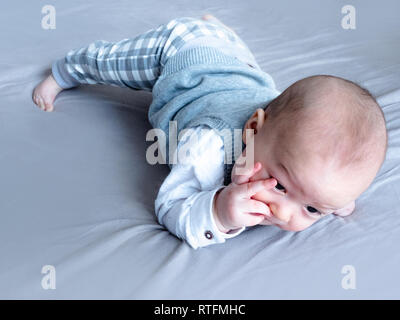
left=155, top=126, right=244, bottom=249
left=155, top=126, right=276, bottom=249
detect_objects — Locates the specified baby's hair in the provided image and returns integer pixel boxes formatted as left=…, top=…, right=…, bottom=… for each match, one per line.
left=265, top=75, right=388, bottom=171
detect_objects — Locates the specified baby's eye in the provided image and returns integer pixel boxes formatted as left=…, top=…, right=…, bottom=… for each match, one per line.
left=306, top=206, right=318, bottom=213
left=274, top=182, right=286, bottom=193
left=305, top=206, right=322, bottom=216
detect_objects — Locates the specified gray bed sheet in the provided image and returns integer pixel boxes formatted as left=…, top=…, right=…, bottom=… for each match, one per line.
left=0, top=0, right=399, bottom=299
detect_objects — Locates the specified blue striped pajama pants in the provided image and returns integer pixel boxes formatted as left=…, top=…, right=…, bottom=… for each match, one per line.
left=52, top=17, right=260, bottom=91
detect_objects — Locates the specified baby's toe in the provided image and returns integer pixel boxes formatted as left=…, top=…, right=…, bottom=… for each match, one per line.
left=202, top=14, right=215, bottom=21
left=32, top=92, right=39, bottom=105
left=37, top=97, right=45, bottom=110
left=33, top=89, right=44, bottom=107
left=43, top=99, right=54, bottom=112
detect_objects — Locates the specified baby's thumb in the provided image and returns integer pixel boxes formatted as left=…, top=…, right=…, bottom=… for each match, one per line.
left=244, top=212, right=268, bottom=227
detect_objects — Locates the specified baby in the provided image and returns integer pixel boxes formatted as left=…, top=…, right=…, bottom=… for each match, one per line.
left=32, top=15, right=388, bottom=249
left=219, top=75, right=387, bottom=233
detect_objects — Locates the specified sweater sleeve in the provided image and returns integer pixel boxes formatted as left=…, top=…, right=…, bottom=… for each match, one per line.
left=154, top=126, right=245, bottom=249
left=51, top=17, right=239, bottom=91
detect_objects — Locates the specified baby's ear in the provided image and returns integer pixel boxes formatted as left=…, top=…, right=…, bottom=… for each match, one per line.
left=333, top=201, right=355, bottom=217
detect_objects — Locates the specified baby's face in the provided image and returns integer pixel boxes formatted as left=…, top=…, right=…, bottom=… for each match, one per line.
left=237, top=111, right=367, bottom=232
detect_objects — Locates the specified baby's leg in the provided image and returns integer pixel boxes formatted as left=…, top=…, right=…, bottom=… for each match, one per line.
left=33, top=19, right=212, bottom=113
left=32, top=15, right=251, bottom=113
left=32, top=74, right=63, bottom=112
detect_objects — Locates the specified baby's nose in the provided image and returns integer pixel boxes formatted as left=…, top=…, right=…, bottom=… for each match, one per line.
left=269, top=203, right=291, bottom=224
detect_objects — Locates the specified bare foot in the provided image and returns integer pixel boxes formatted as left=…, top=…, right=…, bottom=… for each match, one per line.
left=201, top=14, right=216, bottom=21
left=32, top=74, right=63, bottom=112
left=201, top=14, right=235, bottom=34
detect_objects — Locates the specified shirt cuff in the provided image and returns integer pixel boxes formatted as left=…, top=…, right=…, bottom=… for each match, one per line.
left=220, top=226, right=246, bottom=239
left=212, top=187, right=246, bottom=239
left=52, top=58, right=81, bottom=89
left=187, top=186, right=245, bottom=248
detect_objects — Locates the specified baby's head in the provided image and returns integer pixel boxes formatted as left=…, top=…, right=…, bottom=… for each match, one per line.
left=238, top=75, right=388, bottom=231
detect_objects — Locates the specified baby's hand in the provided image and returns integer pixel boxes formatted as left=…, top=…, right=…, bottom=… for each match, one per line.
left=213, top=162, right=277, bottom=233
left=32, top=74, right=63, bottom=112
left=333, top=201, right=356, bottom=217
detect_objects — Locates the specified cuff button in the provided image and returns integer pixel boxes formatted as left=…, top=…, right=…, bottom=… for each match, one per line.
left=204, top=230, right=213, bottom=240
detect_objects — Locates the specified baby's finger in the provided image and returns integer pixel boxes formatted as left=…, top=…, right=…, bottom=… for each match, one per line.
left=232, top=161, right=261, bottom=185
left=244, top=199, right=271, bottom=217
left=333, top=201, right=355, bottom=217
left=238, top=178, right=277, bottom=198
left=241, top=212, right=268, bottom=227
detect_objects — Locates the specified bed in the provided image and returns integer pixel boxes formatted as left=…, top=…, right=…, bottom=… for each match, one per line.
left=1, top=0, right=399, bottom=299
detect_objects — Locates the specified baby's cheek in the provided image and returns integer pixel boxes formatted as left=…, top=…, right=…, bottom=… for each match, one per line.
left=289, top=215, right=319, bottom=231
